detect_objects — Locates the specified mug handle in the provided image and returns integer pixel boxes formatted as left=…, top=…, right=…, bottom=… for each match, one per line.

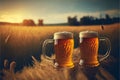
left=42, top=39, right=54, bottom=60
left=98, top=37, right=111, bottom=62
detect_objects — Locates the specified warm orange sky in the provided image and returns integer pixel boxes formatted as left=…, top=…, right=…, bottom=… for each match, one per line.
left=0, top=0, right=119, bottom=24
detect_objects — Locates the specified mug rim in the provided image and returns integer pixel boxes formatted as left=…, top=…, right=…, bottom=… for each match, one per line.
left=79, top=30, right=98, bottom=38
left=54, top=31, right=73, bottom=39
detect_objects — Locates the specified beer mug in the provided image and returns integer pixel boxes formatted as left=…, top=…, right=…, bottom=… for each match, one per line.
left=79, top=31, right=111, bottom=67
left=42, top=31, right=74, bottom=68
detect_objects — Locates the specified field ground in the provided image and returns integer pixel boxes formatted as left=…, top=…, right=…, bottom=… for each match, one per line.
left=0, top=23, right=119, bottom=80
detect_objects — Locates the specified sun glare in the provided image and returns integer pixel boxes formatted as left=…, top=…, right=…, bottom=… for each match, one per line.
left=0, top=10, right=26, bottom=23
left=5, top=15, right=23, bottom=23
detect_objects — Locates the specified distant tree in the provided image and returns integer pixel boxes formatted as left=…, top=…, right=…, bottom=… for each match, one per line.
left=105, top=14, right=112, bottom=24
left=22, top=19, right=36, bottom=26
left=80, top=16, right=95, bottom=25
left=38, top=19, right=43, bottom=26
left=68, top=16, right=72, bottom=25
left=68, top=16, right=79, bottom=26
left=112, top=17, right=120, bottom=23
left=105, top=14, right=111, bottom=20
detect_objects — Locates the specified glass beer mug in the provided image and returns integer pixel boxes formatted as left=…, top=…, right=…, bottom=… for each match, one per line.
left=42, top=31, right=74, bottom=68
left=79, top=31, right=111, bottom=67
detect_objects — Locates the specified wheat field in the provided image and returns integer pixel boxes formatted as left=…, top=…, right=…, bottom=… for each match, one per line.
left=0, top=23, right=119, bottom=80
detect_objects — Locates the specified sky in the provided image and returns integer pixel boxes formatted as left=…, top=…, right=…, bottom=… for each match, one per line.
left=0, top=0, right=119, bottom=24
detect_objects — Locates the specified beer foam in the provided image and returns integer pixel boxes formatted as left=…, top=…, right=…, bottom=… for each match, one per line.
left=54, top=31, right=73, bottom=39
left=79, top=31, right=98, bottom=38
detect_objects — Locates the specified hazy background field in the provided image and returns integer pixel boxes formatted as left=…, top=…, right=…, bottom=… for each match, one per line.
left=0, top=23, right=119, bottom=79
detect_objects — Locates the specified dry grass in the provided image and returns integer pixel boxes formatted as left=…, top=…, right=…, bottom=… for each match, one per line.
left=1, top=48, right=116, bottom=80
left=0, top=23, right=118, bottom=58
left=0, top=23, right=119, bottom=80
left=1, top=50, right=80, bottom=80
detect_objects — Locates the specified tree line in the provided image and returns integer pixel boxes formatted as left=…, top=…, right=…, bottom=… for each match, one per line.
left=0, top=19, right=44, bottom=26
left=68, top=14, right=120, bottom=26
left=22, top=19, right=43, bottom=26
left=0, top=14, right=119, bottom=26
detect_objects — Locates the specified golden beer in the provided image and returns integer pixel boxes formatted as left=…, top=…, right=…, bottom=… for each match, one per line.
left=54, top=32, right=74, bottom=68
left=79, top=31, right=99, bottom=67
